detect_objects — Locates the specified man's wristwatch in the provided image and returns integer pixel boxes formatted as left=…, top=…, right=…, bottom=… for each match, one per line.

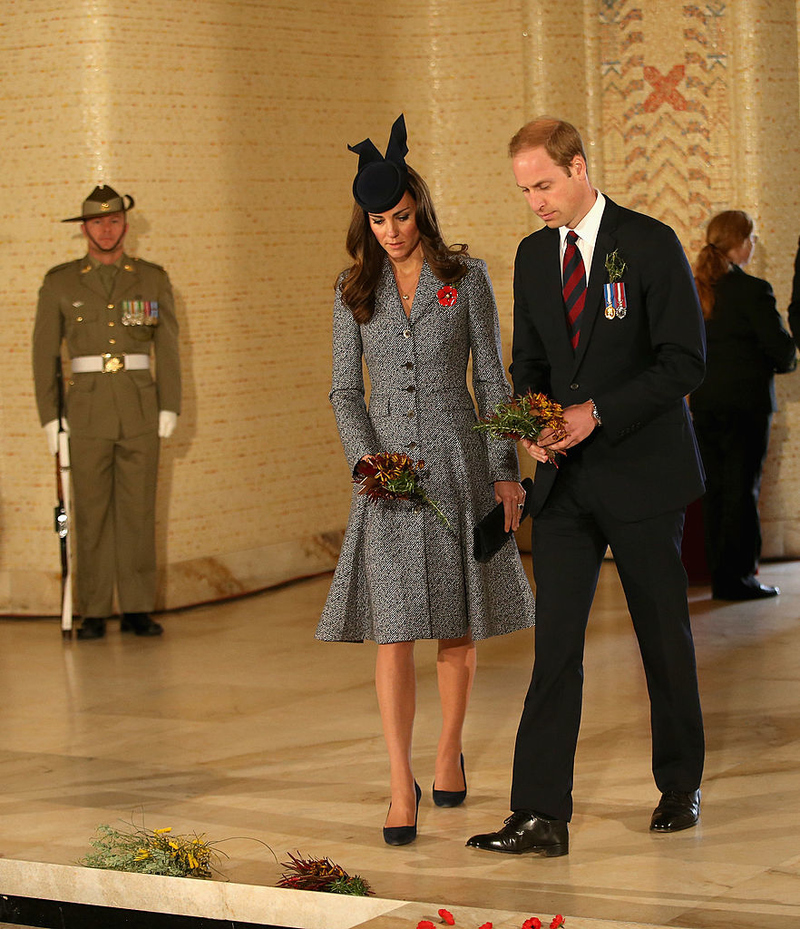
left=589, top=398, right=602, bottom=426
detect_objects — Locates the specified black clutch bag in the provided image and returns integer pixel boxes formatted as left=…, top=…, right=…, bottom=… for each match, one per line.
left=473, top=477, right=534, bottom=563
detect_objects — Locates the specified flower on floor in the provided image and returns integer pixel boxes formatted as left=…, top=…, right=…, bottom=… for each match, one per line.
left=418, top=913, right=564, bottom=929
left=277, top=852, right=374, bottom=896
left=81, top=823, right=225, bottom=878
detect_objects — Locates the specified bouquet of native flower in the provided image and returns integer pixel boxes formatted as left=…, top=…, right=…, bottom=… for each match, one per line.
left=473, top=391, right=568, bottom=464
left=355, top=451, right=450, bottom=528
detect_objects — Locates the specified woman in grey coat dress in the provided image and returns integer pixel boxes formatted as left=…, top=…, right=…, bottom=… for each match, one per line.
left=317, top=116, right=535, bottom=845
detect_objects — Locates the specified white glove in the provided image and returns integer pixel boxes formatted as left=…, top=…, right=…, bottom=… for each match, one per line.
left=158, top=410, right=178, bottom=438
left=43, top=418, right=68, bottom=456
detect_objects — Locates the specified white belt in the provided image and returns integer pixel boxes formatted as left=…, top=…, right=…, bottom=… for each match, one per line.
left=71, top=353, right=151, bottom=374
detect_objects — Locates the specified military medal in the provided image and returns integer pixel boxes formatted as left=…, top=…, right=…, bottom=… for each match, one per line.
left=603, top=249, right=628, bottom=321
left=121, top=299, right=159, bottom=326
left=603, top=283, right=627, bottom=319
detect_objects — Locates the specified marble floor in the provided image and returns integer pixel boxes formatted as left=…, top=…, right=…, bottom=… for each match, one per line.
left=0, top=557, right=798, bottom=928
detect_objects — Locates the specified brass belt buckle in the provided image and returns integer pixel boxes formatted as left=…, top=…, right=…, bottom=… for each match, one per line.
left=101, top=353, right=124, bottom=373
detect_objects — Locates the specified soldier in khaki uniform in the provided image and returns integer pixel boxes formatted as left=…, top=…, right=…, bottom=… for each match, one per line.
left=33, top=185, right=181, bottom=639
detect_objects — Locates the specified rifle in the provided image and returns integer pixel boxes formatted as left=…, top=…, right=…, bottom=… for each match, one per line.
left=54, top=357, right=73, bottom=638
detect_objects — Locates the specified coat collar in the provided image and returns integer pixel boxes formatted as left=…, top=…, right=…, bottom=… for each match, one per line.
left=375, top=255, right=443, bottom=325
left=79, top=253, right=140, bottom=300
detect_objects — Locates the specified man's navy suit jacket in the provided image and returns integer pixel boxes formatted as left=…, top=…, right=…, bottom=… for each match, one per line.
left=510, top=195, right=706, bottom=522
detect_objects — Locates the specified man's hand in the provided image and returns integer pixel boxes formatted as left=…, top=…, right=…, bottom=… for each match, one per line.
left=520, top=400, right=598, bottom=462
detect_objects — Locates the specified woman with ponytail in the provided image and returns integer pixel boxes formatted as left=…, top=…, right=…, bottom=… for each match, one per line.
left=690, top=211, right=796, bottom=600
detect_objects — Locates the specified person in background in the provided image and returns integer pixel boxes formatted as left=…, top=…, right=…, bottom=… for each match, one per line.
left=691, top=210, right=796, bottom=601
left=316, top=115, right=535, bottom=847
left=33, top=185, right=181, bottom=639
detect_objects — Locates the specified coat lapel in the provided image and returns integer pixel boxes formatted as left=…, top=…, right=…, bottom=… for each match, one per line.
left=408, top=259, right=441, bottom=325
left=78, top=257, right=106, bottom=300
left=113, top=254, right=141, bottom=301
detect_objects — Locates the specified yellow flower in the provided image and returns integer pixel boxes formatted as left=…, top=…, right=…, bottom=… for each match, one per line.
left=154, top=827, right=172, bottom=834
left=134, top=849, right=151, bottom=861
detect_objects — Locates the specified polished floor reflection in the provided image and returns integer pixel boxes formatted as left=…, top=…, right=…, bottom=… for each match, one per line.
left=0, top=557, right=798, bottom=928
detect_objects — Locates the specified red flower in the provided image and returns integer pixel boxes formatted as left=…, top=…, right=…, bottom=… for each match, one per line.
left=416, top=922, right=436, bottom=929
left=437, top=285, right=457, bottom=307
left=478, top=923, right=493, bottom=929
left=521, top=920, right=542, bottom=929
left=438, top=910, right=455, bottom=925
left=550, top=917, right=565, bottom=929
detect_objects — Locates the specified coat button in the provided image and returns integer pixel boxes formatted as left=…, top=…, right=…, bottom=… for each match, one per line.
left=107, top=303, right=115, bottom=310
left=408, top=442, right=417, bottom=449
left=403, top=329, right=411, bottom=338
left=406, top=385, right=415, bottom=392
left=405, top=362, right=414, bottom=369
left=570, top=382, right=579, bottom=390
left=407, top=410, right=415, bottom=418
left=76, top=316, right=83, bottom=322
left=108, top=321, right=115, bottom=327
left=109, top=339, right=116, bottom=345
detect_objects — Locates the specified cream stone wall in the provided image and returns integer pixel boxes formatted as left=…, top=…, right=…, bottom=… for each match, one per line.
left=2, top=0, right=800, bottom=615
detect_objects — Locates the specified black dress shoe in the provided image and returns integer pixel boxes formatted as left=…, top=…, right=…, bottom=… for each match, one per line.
left=121, top=612, right=164, bottom=636
left=76, top=617, right=106, bottom=640
left=383, top=781, right=421, bottom=846
left=712, top=578, right=779, bottom=601
left=650, top=789, right=701, bottom=832
left=466, top=810, right=568, bottom=857
left=433, top=754, right=467, bottom=807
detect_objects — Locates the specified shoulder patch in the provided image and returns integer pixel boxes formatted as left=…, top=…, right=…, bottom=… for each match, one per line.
left=130, top=256, right=166, bottom=272
left=45, top=259, right=79, bottom=277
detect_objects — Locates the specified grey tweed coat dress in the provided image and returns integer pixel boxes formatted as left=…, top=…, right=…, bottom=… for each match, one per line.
left=316, top=256, right=535, bottom=644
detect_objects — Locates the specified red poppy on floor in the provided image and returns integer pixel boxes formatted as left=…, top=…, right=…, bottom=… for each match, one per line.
left=416, top=922, right=435, bottom=929
left=438, top=910, right=455, bottom=925
left=478, top=923, right=493, bottom=929
left=550, top=917, right=565, bottom=928
left=521, top=920, right=541, bottom=929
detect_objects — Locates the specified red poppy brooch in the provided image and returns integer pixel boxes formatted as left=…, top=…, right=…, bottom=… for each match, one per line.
left=437, top=285, right=457, bottom=307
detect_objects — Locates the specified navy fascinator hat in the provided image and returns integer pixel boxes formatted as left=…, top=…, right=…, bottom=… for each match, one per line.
left=348, top=114, right=409, bottom=213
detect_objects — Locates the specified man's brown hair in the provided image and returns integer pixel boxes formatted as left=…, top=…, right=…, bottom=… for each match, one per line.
left=509, top=117, right=587, bottom=171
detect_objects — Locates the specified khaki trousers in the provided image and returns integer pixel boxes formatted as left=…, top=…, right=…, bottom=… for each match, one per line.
left=69, top=431, right=160, bottom=618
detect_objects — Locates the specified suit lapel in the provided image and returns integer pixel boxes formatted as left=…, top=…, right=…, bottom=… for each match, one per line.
left=573, top=199, right=619, bottom=369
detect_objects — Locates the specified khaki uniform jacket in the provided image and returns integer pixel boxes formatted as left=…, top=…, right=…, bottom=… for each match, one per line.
left=33, top=253, right=181, bottom=439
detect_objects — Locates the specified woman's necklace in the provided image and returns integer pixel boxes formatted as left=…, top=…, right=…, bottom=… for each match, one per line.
left=393, top=261, right=423, bottom=305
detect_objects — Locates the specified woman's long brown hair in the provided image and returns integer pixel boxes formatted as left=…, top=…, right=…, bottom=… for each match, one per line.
left=693, top=210, right=753, bottom=319
left=339, top=166, right=468, bottom=324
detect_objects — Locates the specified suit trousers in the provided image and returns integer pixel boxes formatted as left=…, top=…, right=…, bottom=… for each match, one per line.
left=510, top=454, right=705, bottom=822
left=70, top=431, right=160, bottom=618
left=692, top=409, right=771, bottom=590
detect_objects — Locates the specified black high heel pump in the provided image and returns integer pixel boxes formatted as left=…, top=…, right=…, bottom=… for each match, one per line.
left=432, top=754, right=467, bottom=807
left=383, top=781, right=421, bottom=846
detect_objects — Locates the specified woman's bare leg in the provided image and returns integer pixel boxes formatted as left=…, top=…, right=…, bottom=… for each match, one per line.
left=375, top=640, right=417, bottom=827
left=434, top=634, right=476, bottom=791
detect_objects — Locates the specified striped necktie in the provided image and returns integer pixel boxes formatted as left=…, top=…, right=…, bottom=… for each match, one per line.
left=562, top=230, right=586, bottom=351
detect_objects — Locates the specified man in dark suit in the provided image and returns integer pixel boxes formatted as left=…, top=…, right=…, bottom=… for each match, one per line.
left=467, top=117, right=706, bottom=857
